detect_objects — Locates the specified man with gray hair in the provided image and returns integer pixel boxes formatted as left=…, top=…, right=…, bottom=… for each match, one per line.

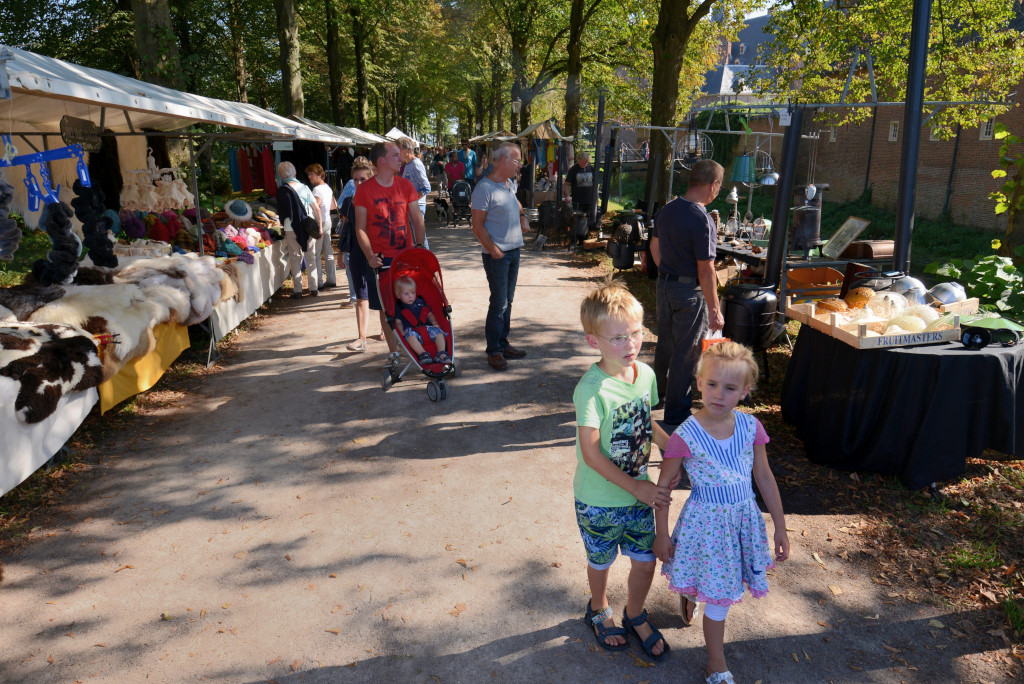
left=471, top=142, right=530, bottom=371
left=276, top=161, right=323, bottom=299
left=397, top=137, right=431, bottom=236
left=649, top=159, right=725, bottom=428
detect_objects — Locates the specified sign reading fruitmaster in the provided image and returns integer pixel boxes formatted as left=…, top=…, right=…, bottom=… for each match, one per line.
left=60, top=116, right=103, bottom=153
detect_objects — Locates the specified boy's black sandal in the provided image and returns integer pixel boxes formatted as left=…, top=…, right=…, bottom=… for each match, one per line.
left=584, top=603, right=628, bottom=651
left=622, top=608, right=671, bottom=661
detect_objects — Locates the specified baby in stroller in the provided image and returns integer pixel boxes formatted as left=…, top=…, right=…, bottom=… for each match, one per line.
left=393, top=276, right=450, bottom=365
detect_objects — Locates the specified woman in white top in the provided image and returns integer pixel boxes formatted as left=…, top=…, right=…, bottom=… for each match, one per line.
left=306, top=163, right=338, bottom=289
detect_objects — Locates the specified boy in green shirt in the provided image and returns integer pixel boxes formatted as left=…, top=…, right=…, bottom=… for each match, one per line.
left=573, top=285, right=672, bottom=660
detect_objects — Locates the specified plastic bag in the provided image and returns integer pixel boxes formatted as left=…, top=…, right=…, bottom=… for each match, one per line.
left=701, top=329, right=730, bottom=353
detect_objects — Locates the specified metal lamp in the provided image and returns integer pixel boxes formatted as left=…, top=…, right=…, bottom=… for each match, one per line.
left=730, top=154, right=757, bottom=186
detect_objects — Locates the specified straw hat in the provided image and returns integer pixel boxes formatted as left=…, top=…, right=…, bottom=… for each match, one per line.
left=225, top=199, right=253, bottom=222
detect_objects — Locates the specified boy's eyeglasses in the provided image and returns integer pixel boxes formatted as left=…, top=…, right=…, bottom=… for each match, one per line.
left=598, top=330, right=645, bottom=347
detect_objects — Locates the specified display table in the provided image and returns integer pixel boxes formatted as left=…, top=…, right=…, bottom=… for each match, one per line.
left=98, top=323, right=191, bottom=414
left=782, top=325, right=1024, bottom=489
left=210, top=240, right=289, bottom=342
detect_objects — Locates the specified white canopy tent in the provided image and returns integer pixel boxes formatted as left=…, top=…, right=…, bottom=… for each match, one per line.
left=1, top=46, right=345, bottom=142
left=383, top=127, right=422, bottom=146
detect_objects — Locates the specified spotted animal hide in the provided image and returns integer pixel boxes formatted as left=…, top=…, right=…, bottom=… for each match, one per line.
left=0, top=322, right=102, bottom=423
left=0, top=284, right=67, bottom=320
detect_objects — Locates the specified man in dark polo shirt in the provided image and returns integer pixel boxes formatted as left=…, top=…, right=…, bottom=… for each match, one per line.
left=650, top=159, right=726, bottom=428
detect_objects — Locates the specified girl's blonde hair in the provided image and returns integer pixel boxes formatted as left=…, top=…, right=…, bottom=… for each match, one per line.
left=697, top=340, right=759, bottom=389
left=580, top=285, right=643, bottom=335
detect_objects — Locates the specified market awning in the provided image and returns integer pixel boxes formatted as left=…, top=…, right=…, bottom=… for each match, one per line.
left=289, top=115, right=356, bottom=145
left=1, top=45, right=347, bottom=143
left=516, top=119, right=573, bottom=141
left=468, top=130, right=515, bottom=144
left=335, top=127, right=388, bottom=145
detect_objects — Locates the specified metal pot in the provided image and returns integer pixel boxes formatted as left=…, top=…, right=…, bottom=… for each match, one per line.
left=889, top=275, right=927, bottom=298
left=926, top=281, right=967, bottom=305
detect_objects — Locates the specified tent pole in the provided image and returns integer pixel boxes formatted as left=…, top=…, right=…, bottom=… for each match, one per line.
left=188, top=133, right=204, bottom=256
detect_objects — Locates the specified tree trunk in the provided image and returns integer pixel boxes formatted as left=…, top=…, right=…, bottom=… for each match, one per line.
left=349, top=4, right=369, bottom=129
left=563, top=0, right=586, bottom=140
left=131, top=0, right=185, bottom=89
left=169, top=0, right=195, bottom=91
left=225, top=0, right=248, bottom=103
left=325, top=0, right=345, bottom=124
left=649, top=0, right=715, bottom=206
left=474, top=84, right=485, bottom=136
left=274, top=0, right=304, bottom=116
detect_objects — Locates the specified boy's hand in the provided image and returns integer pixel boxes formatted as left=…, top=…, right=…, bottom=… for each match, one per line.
left=633, top=480, right=671, bottom=511
left=774, top=528, right=790, bottom=562
left=654, top=533, right=674, bottom=563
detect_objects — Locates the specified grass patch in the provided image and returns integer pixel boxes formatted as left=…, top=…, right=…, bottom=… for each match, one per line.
left=945, top=541, right=1003, bottom=572
left=0, top=227, right=51, bottom=287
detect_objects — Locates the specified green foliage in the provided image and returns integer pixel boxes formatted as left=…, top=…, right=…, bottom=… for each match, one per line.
left=1005, top=597, right=1024, bottom=636
left=925, top=248, right=1024, bottom=319
left=0, top=225, right=51, bottom=288
left=944, top=541, right=1002, bottom=572
left=757, top=0, right=1024, bottom=131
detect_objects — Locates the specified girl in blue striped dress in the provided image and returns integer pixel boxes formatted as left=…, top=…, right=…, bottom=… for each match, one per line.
left=654, top=341, right=790, bottom=684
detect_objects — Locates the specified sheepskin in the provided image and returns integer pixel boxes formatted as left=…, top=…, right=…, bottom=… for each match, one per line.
left=0, top=283, right=67, bottom=320
left=114, top=253, right=223, bottom=325
left=0, top=322, right=102, bottom=423
left=27, top=283, right=163, bottom=366
left=218, top=261, right=242, bottom=304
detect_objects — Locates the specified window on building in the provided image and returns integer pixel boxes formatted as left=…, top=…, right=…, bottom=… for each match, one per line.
left=980, top=118, right=995, bottom=141
left=829, top=126, right=837, bottom=142
left=929, top=126, right=941, bottom=141
left=739, top=43, right=747, bottom=56
left=888, top=121, right=899, bottom=142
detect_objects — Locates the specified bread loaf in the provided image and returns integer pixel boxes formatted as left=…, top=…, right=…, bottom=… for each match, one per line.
left=844, top=286, right=875, bottom=309
left=816, top=297, right=849, bottom=313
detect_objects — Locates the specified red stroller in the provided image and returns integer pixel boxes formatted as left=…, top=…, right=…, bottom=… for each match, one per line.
left=376, top=248, right=461, bottom=400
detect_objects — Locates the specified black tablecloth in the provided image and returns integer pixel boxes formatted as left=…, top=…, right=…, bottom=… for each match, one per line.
left=781, top=326, right=1024, bottom=489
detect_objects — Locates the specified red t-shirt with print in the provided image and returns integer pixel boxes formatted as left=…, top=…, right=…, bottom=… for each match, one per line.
left=353, top=176, right=419, bottom=258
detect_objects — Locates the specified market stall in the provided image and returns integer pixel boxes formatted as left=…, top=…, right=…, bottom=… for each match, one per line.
left=0, top=46, right=351, bottom=497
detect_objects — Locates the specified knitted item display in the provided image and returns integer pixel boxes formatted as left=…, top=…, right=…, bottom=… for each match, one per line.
left=120, top=210, right=146, bottom=240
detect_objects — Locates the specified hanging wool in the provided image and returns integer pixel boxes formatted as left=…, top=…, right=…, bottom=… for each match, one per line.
left=69, top=179, right=118, bottom=268
left=31, top=202, right=81, bottom=286
left=0, top=179, right=22, bottom=261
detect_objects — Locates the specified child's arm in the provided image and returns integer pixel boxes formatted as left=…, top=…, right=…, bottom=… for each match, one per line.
left=652, top=419, right=669, bottom=452
left=394, top=318, right=406, bottom=335
left=426, top=308, right=439, bottom=327
left=578, top=426, right=671, bottom=510
left=653, top=455, right=684, bottom=563
left=753, top=443, right=790, bottom=562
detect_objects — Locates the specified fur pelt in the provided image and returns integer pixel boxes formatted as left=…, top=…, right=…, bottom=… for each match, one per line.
left=32, top=202, right=81, bottom=286
left=73, top=267, right=117, bottom=286
left=0, top=304, right=14, bottom=323
left=0, top=322, right=102, bottom=423
left=0, top=178, right=21, bottom=261
left=218, top=261, right=243, bottom=304
left=114, top=253, right=225, bottom=325
left=28, top=284, right=162, bottom=368
left=71, top=179, right=118, bottom=269
left=0, top=283, right=67, bottom=320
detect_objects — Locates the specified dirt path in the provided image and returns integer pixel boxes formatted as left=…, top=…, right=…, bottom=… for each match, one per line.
left=0, top=227, right=1013, bottom=683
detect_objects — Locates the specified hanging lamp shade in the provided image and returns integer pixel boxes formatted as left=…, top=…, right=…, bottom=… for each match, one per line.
left=730, top=154, right=756, bottom=185
left=759, top=170, right=780, bottom=186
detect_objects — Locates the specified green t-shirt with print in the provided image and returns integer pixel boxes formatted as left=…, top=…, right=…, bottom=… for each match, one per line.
left=572, top=361, right=659, bottom=507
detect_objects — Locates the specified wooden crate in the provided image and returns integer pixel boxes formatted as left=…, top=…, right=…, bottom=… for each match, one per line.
left=783, top=298, right=960, bottom=349
left=936, top=297, right=979, bottom=315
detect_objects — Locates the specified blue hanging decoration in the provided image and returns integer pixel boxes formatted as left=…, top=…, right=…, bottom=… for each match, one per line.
left=0, top=137, right=91, bottom=212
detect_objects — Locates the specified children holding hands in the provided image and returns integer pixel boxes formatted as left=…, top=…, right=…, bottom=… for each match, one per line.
left=573, top=286, right=789, bottom=681
left=573, top=286, right=672, bottom=660
left=654, top=340, right=790, bottom=684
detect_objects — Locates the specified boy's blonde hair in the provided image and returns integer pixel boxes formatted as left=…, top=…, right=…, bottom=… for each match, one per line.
left=697, top=340, right=759, bottom=389
left=394, top=275, right=417, bottom=295
left=580, top=285, right=644, bottom=335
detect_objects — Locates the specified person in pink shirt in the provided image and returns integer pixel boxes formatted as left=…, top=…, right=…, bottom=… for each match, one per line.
left=444, top=151, right=465, bottom=191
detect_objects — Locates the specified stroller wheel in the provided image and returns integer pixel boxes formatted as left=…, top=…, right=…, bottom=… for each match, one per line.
left=451, top=358, right=464, bottom=378
left=427, top=380, right=441, bottom=402
left=380, top=368, right=395, bottom=391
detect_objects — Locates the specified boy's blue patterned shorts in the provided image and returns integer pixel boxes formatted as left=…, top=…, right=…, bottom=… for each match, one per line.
left=574, top=499, right=655, bottom=569
left=404, top=325, right=444, bottom=344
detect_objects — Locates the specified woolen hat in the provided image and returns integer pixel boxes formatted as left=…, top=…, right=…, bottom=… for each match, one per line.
left=225, top=199, right=253, bottom=222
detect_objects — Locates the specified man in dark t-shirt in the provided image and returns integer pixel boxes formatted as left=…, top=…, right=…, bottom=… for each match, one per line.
left=649, top=159, right=726, bottom=428
left=564, top=152, right=595, bottom=245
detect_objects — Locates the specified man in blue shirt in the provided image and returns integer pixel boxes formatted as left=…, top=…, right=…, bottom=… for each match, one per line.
left=459, top=140, right=478, bottom=188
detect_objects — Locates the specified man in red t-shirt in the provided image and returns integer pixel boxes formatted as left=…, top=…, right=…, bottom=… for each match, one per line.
left=354, top=140, right=426, bottom=358
left=444, top=151, right=465, bottom=191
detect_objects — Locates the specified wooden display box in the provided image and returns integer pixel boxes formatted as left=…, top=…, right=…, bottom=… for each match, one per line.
left=784, top=297, right=961, bottom=349
left=936, top=297, right=979, bottom=315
